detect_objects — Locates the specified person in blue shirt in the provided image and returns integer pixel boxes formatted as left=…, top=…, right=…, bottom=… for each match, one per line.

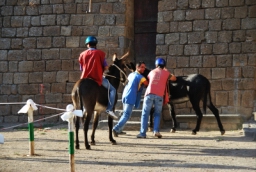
left=112, top=61, right=148, bottom=137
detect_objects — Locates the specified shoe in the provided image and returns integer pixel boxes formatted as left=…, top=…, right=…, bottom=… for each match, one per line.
left=118, top=131, right=126, bottom=135
left=136, top=134, right=146, bottom=138
left=106, top=110, right=118, bottom=119
left=112, top=130, right=118, bottom=137
left=153, top=132, right=162, bottom=138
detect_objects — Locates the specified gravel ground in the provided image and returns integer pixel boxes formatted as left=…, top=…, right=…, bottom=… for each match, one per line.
left=0, top=123, right=255, bottom=172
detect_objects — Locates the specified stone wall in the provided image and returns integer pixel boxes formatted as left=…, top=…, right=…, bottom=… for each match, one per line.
left=157, top=0, right=256, bottom=119
left=0, top=0, right=132, bottom=123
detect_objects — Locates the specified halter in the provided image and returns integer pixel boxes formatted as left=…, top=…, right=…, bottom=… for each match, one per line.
left=103, top=64, right=128, bottom=86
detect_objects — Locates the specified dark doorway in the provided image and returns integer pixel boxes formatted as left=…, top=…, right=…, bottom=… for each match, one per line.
left=134, top=0, right=158, bottom=69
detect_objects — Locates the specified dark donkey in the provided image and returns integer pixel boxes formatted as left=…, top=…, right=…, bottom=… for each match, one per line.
left=127, top=63, right=225, bottom=135
left=71, top=52, right=129, bottom=150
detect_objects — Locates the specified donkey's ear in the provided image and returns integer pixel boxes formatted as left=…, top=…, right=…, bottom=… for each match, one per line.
left=112, top=53, right=117, bottom=62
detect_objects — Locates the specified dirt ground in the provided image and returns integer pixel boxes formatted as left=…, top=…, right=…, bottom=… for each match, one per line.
left=0, top=123, right=255, bottom=172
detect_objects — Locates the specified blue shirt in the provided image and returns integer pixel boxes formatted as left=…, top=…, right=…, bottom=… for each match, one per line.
left=122, top=71, right=146, bottom=107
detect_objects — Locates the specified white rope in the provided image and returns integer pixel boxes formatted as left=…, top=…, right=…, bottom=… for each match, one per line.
left=0, top=102, right=26, bottom=105
left=35, top=104, right=66, bottom=111
left=0, top=112, right=64, bottom=130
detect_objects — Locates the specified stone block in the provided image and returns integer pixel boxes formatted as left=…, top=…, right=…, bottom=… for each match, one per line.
left=179, top=33, right=187, bottom=44
left=105, top=14, right=115, bottom=25
left=246, top=0, right=256, bottom=5
left=200, top=44, right=212, bottom=54
left=62, top=94, right=72, bottom=103
left=235, top=6, right=248, bottom=18
left=8, top=50, right=25, bottom=61
left=241, top=18, right=256, bottom=29
left=0, top=85, right=11, bottom=95
left=42, top=49, right=59, bottom=60
left=221, top=7, right=234, bottom=19
left=248, top=54, right=256, bottom=66
left=233, top=30, right=245, bottom=42
left=70, top=14, right=83, bottom=25
left=100, top=3, right=113, bottom=13
left=37, top=37, right=51, bottom=48
left=83, top=25, right=98, bottom=36
left=53, top=4, right=64, bottom=14
left=57, top=14, right=70, bottom=25
left=202, top=0, right=215, bottom=8
left=3, top=16, right=11, bottom=28
left=9, top=61, right=18, bottom=72
left=68, top=71, right=80, bottom=82
left=213, top=43, right=228, bottom=54
left=229, top=0, right=244, bottom=6
left=66, top=37, right=80, bottom=48
left=0, top=38, right=11, bottom=49
left=60, top=48, right=72, bottom=59
left=64, top=3, right=76, bottom=13
left=157, top=22, right=170, bottom=33
left=165, top=33, right=179, bottom=44
left=173, top=10, right=185, bottom=21
left=18, top=84, right=38, bottom=94
left=43, top=72, right=56, bottom=82
left=56, top=71, right=69, bottom=82
left=223, top=19, right=241, bottom=30
left=226, top=67, right=241, bottom=78
left=212, top=68, right=226, bottom=79
left=203, top=55, right=216, bottom=67
left=45, top=93, right=62, bottom=103
left=205, top=31, right=217, bottom=43
left=83, top=14, right=94, bottom=26
left=242, top=66, right=255, bottom=78
left=170, top=22, right=178, bottom=32
left=23, top=38, right=36, bottom=49
left=46, top=60, right=61, bottom=71
left=189, top=0, right=201, bottom=8
left=166, top=56, right=177, bottom=68
left=61, top=26, right=71, bottom=36
left=188, top=32, right=204, bottom=43
left=29, top=27, right=43, bottom=36
left=216, top=55, right=232, bottom=67
left=29, top=72, right=43, bottom=83
left=41, top=15, right=56, bottom=25
left=0, top=61, right=8, bottom=72
left=240, top=78, right=255, bottom=89
left=177, top=0, right=189, bottom=9
left=216, top=0, right=228, bottom=7
left=26, top=6, right=39, bottom=15
left=241, top=91, right=254, bottom=107
left=11, top=38, right=22, bottom=49
left=14, top=73, right=29, bottom=84
left=184, top=44, right=199, bottom=55
left=209, top=20, right=222, bottom=31
left=242, top=42, right=256, bottom=53
left=11, top=16, right=23, bottom=27
left=1, top=6, right=13, bottom=16
left=193, top=20, right=208, bottom=31
left=116, top=14, right=125, bottom=25
left=177, top=56, right=189, bottom=67
left=31, top=16, right=40, bottom=26
left=23, top=16, right=31, bottom=27
left=222, top=79, right=236, bottom=91
left=33, top=61, right=45, bottom=72
left=76, top=3, right=89, bottom=14
left=53, top=37, right=65, bottom=48
left=186, top=9, right=204, bottom=20
left=168, top=45, right=184, bottom=55
left=43, top=26, right=60, bottom=36
left=17, top=28, right=29, bottom=37
left=190, top=55, right=202, bottom=67
left=27, top=49, right=41, bottom=60
left=0, top=50, right=7, bottom=60
left=4, top=115, right=18, bottom=123
left=156, top=45, right=168, bottom=55
left=218, top=31, right=232, bottom=43
left=178, top=21, right=192, bottom=32
left=205, top=8, right=221, bottom=19
left=61, top=60, right=73, bottom=71
left=216, top=91, right=228, bottom=106
left=3, top=73, right=13, bottom=84
left=2, top=28, right=16, bottom=37
left=51, top=83, right=66, bottom=93
left=229, top=42, right=241, bottom=54
left=18, top=61, right=34, bottom=72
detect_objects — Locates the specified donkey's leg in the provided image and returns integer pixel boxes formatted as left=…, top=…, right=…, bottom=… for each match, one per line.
left=91, top=111, right=99, bottom=145
left=84, top=111, right=93, bottom=150
left=191, top=102, right=203, bottom=135
left=169, top=103, right=177, bottom=133
left=208, top=102, right=225, bottom=135
left=108, top=116, right=116, bottom=145
left=75, top=116, right=80, bottom=149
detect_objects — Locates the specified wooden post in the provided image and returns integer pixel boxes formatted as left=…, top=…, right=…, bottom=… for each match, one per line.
left=68, top=118, right=75, bottom=172
left=89, top=0, right=92, bottom=12
left=28, top=107, right=35, bottom=156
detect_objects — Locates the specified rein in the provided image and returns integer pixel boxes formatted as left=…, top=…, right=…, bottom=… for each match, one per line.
left=103, top=64, right=128, bottom=86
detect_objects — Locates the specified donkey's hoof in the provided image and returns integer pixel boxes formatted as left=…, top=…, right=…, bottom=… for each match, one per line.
left=111, top=140, right=117, bottom=145
left=86, top=145, right=91, bottom=150
left=75, top=145, right=80, bottom=149
left=192, top=130, right=197, bottom=135
left=221, top=130, right=225, bottom=135
left=90, top=141, right=96, bottom=145
left=170, top=129, right=176, bottom=133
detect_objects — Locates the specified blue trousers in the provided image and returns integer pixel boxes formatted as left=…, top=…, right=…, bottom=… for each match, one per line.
left=102, top=77, right=116, bottom=111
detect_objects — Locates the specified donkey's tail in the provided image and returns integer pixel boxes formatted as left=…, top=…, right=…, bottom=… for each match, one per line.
left=203, top=79, right=211, bottom=114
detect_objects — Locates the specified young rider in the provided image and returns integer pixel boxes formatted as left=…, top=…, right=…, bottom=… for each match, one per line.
left=78, top=36, right=118, bottom=119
